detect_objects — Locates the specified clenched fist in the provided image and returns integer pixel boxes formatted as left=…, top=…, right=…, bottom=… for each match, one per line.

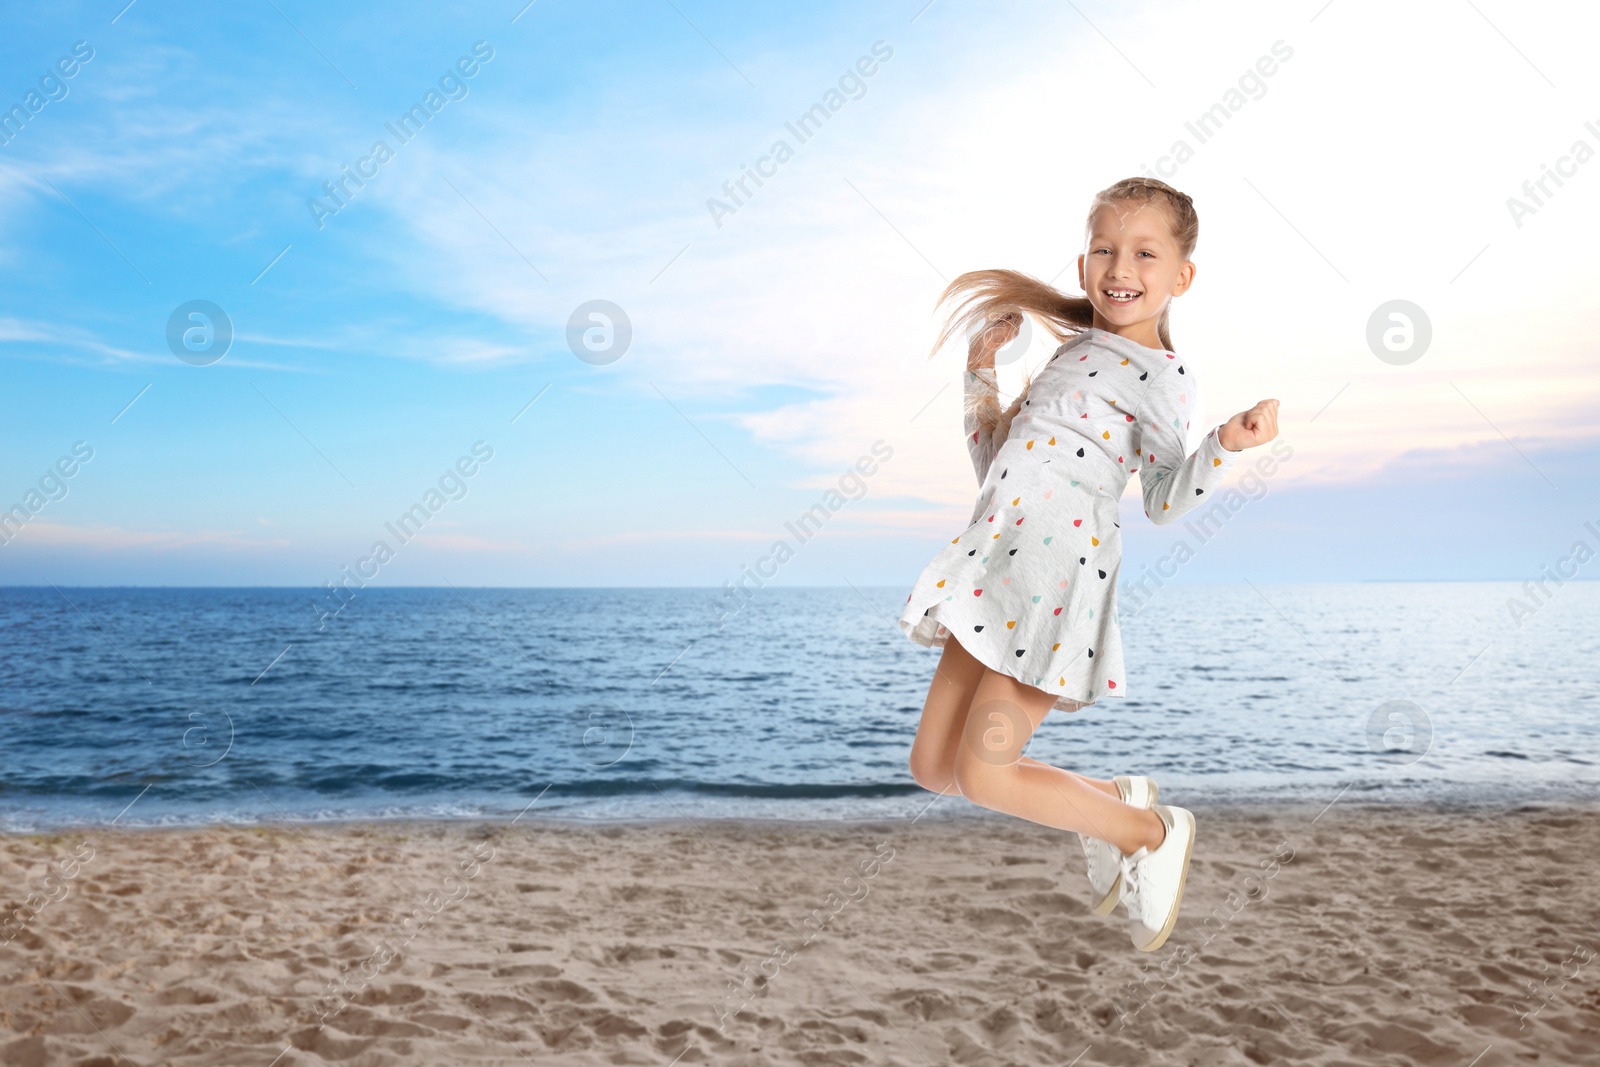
left=967, top=311, right=1023, bottom=371
left=1218, top=399, right=1279, bottom=452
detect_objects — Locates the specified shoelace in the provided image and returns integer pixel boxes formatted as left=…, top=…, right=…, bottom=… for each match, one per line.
left=1118, top=849, right=1146, bottom=917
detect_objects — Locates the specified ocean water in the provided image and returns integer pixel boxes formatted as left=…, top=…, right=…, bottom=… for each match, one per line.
left=0, top=583, right=1595, bottom=831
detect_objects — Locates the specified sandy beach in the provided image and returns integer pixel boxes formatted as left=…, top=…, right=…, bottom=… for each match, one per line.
left=1, top=801, right=1596, bottom=1066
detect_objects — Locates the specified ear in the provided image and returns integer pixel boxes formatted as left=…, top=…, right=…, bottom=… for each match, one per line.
left=1171, top=259, right=1197, bottom=297
left=1076, top=253, right=1087, bottom=293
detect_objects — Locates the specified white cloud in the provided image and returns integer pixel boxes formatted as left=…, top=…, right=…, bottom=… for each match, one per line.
left=7, top=520, right=290, bottom=551
left=9, top=0, right=1598, bottom=531
left=326, top=0, right=1600, bottom=519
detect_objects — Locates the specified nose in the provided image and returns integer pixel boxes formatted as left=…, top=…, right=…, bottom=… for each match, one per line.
left=1105, top=253, right=1138, bottom=278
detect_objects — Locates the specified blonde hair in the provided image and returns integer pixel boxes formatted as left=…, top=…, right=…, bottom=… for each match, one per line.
left=929, top=176, right=1199, bottom=441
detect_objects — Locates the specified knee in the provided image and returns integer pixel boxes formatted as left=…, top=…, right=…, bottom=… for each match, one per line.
left=951, top=749, right=1013, bottom=808
left=908, top=750, right=955, bottom=796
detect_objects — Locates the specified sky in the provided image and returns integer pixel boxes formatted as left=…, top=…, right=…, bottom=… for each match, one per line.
left=1, top=0, right=1598, bottom=589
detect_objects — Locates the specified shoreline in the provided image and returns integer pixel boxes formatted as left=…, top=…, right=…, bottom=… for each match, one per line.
left=5, top=794, right=1600, bottom=838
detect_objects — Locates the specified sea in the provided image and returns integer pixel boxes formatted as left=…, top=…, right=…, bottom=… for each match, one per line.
left=0, top=583, right=1595, bottom=832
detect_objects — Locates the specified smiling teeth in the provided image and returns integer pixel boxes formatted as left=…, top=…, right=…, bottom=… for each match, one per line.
left=1107, top=289, right=1140, bottom=299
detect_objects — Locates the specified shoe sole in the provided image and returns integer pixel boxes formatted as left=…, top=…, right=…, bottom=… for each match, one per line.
left=1090, top=870, right=1122, bottom=916
left=1089, top=777, right=1160, bottom=916
left=1132, top=807, right=1195, bottom=953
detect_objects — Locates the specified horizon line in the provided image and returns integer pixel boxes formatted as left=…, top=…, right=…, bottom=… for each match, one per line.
left=1, top=578, right=1591, bottom=590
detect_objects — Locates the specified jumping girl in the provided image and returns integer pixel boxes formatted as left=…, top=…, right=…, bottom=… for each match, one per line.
left=900, top=176, right=1279, bottom=952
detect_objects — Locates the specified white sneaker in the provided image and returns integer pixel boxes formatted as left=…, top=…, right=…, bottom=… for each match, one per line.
left=1080, top=775, right=1159, bottom=916
left=1118, top=804, right=1196, bottom=953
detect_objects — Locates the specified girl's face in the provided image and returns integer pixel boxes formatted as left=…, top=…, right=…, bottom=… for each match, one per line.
left=1076, top=200, right=1194, bottom=335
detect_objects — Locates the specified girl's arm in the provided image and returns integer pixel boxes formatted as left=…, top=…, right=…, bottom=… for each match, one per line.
left=1133, top=362, right=1241, bottom=526
left=964, top=367, right=1007, bottom=483
left=963, top=314, right=1022, bottom=483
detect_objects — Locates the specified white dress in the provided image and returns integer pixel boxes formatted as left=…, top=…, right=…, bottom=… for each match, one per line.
left=898, top=326, right=1242, bottom=712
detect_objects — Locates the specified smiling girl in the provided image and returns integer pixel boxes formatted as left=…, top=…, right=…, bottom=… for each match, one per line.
left=900, top=176, right=1279, bottom=951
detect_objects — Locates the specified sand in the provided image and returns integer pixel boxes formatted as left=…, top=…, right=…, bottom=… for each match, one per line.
left=1, top=800, right=1596, bottom=1066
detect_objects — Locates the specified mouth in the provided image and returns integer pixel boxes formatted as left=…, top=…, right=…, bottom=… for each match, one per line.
left=1103, top=288, right=1142, bottom=306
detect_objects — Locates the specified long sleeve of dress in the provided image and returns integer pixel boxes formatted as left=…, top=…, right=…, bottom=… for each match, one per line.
left=1133, top=360, right=1240, bottom=526
left=963, top=366, right=1007, bottom=484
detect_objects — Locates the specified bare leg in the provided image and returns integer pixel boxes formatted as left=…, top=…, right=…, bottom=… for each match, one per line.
left=908, top=636, right=987, bottom=796
left=911, top=639, right=1125, bottom=804
left=1022, top=759, right=1121, bottom=799
left=952, top=667, right=1165, bottom=855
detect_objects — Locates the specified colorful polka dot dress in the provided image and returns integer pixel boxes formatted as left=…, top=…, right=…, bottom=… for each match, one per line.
left=898, top=327, right=1241, bottom=712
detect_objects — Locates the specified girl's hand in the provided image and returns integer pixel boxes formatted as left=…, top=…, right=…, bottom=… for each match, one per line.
left=967, top=311, right=1022, bottom=371
left=1218, top=399, right=1279, bottom=452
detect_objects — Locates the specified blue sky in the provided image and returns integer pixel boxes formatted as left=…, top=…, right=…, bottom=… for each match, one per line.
left=2, top=0, right=1598, bottom=588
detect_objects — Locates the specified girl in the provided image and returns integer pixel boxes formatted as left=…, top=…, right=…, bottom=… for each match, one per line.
left=900, top=176, right=1279, bottom=952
